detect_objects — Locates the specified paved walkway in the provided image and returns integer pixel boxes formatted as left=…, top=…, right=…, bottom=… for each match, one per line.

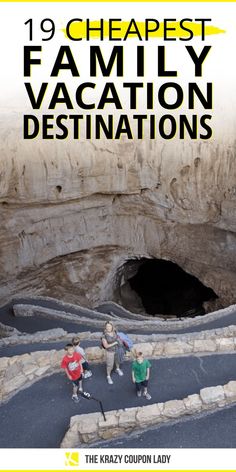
left=1, top=298, right=236, bottom=336
left=0, top=353, right=236, bottom=448
left=0, top=302, right=99, bottom=334
left=1, top=297, right=236, bottom=448
left=0, top=340, right=99, bottom=358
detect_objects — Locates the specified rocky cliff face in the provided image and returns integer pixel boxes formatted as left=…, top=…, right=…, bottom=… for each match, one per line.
left=1, top=112, right=236, bottom=311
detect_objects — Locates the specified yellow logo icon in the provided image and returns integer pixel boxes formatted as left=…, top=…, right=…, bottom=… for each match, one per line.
left=65, top=452, right=79, bottom=467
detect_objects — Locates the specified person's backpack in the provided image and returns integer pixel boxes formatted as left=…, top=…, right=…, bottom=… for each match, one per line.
left=117, top=332, right=133, bottom=351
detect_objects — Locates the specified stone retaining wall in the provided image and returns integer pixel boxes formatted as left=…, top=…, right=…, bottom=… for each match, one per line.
left=1, top=335, right=236, bottom=403
left=0, top=328, right=68, bottom=347
left=12, top=302, right=236, bottom=333
left=0, top=321, right=20, bottom=339
left=10, top=296, right=151, bottom=321
left=60, top=380, right=236, bottom=447
left=13, top=304, right=115, bottom=323
left=0, top=346, right=105, bottom=403
left=2, top=323, right=236, bottom=347
left=10, top=295, right=236, bottom=328
left=0, top=328, right=100, bottom=347
left=0, top=349, right=62, bottom=403
left=97, top=300, right=236, bottom=328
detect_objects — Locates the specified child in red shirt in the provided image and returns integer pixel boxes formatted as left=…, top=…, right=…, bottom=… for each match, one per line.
left=61, top=344, right=83, bottom=402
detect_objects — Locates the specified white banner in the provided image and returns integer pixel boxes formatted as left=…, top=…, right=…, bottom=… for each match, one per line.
left=0, top=448, right=236, bottom=470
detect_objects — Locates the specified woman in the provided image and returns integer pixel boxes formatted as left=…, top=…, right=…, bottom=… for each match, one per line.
left=101, top=321, right=124, bottom=384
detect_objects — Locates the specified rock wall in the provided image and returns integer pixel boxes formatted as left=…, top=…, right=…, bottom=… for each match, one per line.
left=1, top=113, right=236, bottom=307
left=11, top=301, right=236, bottom=332
left=2, top=330, right=236, bottom=403
left=61, top=380, right=236, bottom=447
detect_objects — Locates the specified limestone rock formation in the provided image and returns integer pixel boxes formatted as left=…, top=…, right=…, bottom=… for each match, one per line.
left=0, top=110, right=236, bottom=312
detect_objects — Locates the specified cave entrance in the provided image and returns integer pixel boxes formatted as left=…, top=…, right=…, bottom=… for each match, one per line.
left=119, top=258, right=218, bottom=318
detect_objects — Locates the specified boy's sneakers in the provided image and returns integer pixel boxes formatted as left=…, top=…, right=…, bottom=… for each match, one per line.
left=107, top=375, right=113, bottom=385
left=72, top=394, right=79, bottom=402
left=143, top=392, right=152, bottom=400
left=137, top=391, right=142, bottom=397
left=115, top=368, right=124, bottom=376
left=83, top=371, right=92, bottom=379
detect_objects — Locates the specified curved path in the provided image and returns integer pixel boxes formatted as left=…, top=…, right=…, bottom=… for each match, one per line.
left=1, top=298, right=236, bottom=336
left=1, top=297, right=236, bottom=448
left=0, top=353, right=236, bottom=448
left=0, top=340, right=98, bottom=358
left=0, top=301, right=99, bottom=334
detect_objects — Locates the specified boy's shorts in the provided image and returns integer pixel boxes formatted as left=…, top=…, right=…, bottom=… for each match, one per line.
left=135, top=380, right=148, bottom=391
left=82, top=361, right=89, bottom=371
left=72, top=374, right=83, bottom=387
